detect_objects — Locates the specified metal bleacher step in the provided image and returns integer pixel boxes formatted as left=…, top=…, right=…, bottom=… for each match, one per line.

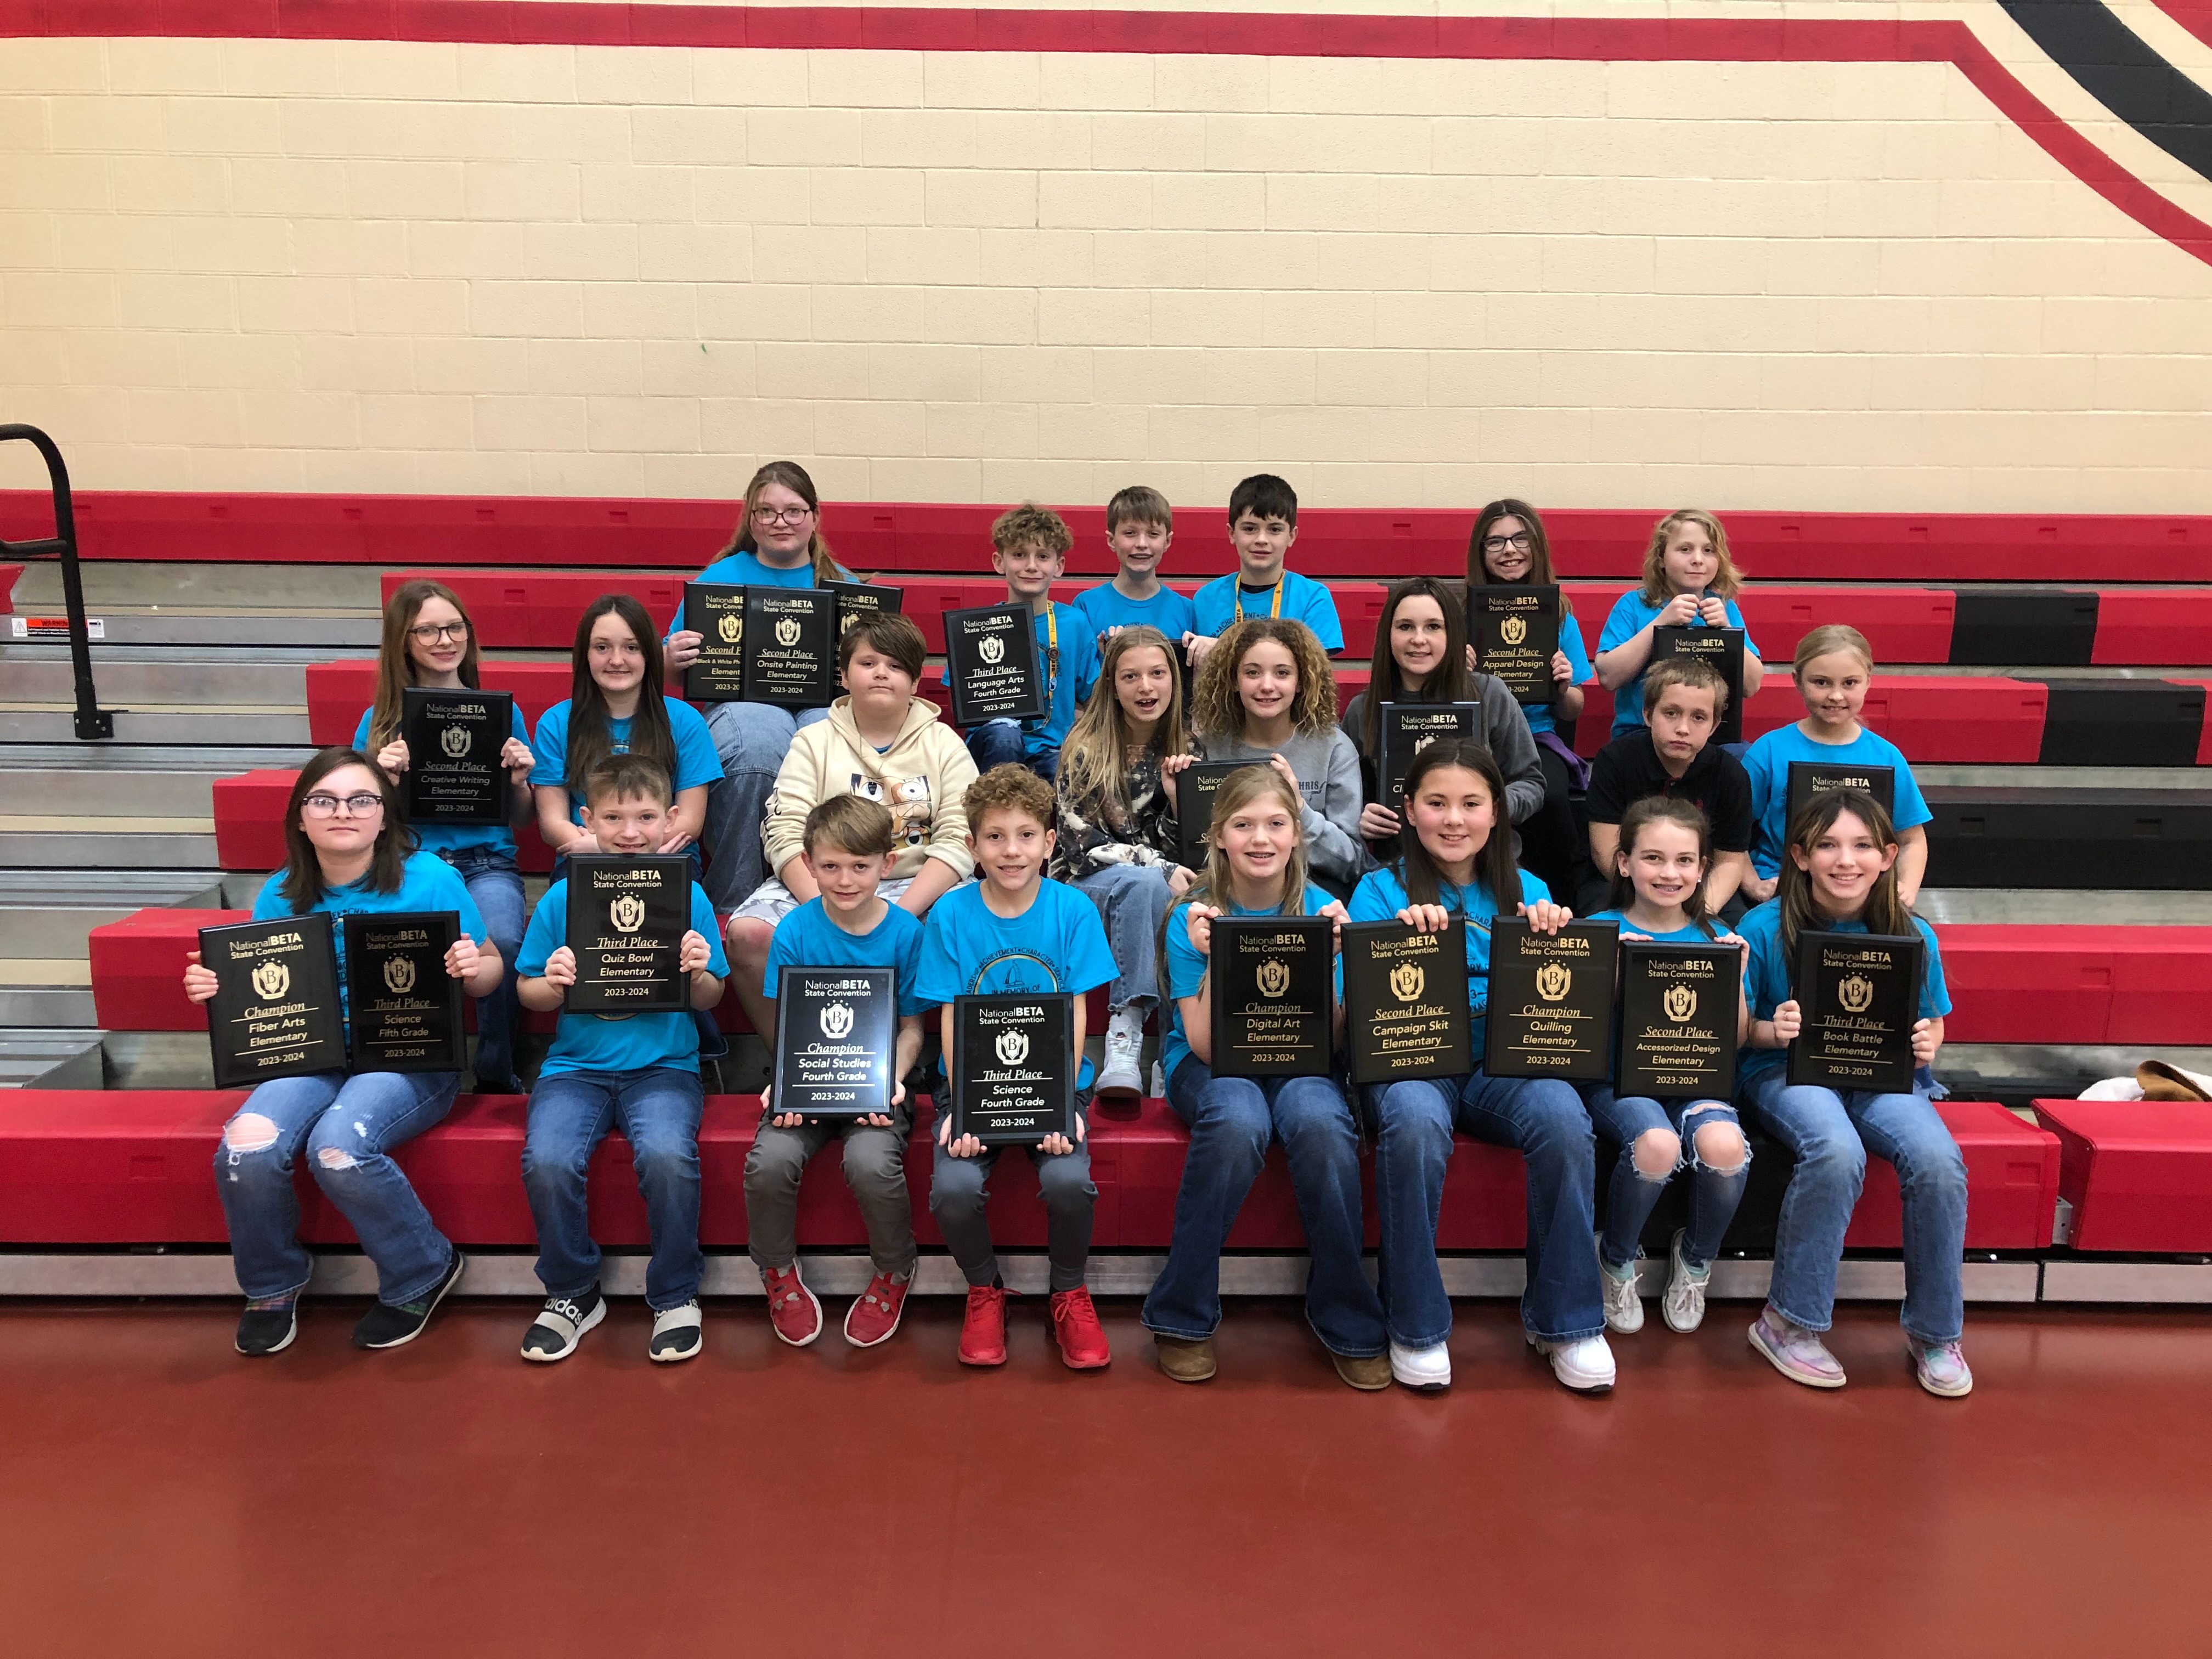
left=0, top=703, right=311, bottom=744
left=1915, top=890, right=2212, bottom=926
left=0, top=869, right=224, bottom=955
left=0, top=1029, right=105, bottom=1090
left=1944, top=1044, right=2212, bottom=1104
left=0, top=817, right=216, bottom=869
left=0, top=642, right=353, bottom=705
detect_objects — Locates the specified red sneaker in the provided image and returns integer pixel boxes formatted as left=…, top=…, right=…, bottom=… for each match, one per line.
left=843, top=1269, right=912, bottom=1348
left=958, top=1284, right=1008, bottom=1366
left=761, top=1263, right=822, bottom=1347
left=1049, top=1286, right=1111, bottom=1370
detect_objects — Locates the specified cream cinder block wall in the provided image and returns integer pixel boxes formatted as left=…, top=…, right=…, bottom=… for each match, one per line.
left=1, top=29, right=2209, bottom=511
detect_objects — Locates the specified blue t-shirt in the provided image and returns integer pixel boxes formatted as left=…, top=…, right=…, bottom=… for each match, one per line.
left=1190, top=570, right=1344, bottom=652
left=529, top=697, right=724, bottom=826
left=1598, top=592, right=1761, bottom=738
left=251, top=849, right=488, bottom=1037
left=1073, top=581, right=1196, bottom=645
left=763, top=896, right=926, bottom=1017
left=517, top=877, right=728, bottom=1077
left=1735, top=900, right=1950, bottom=1089
left=1521, top=611, right=1594, bottom=737
left=1348, top=862, right=1553, bottom=1051
left=916, top=877, right=1116, bottom=1090
left=1586, top=908, right=1725, bottom=945
left=665, top=548, right=855, bottom=641
left=1018, top=601, right=1102, bottom=757
left=1742, top=724, right=1932, bottom=878
left=1160, top=884, right=1340, bottom=1087
left=353, top=704, right=531, bottom=858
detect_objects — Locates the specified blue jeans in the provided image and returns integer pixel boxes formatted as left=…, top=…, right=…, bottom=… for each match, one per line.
left=964, top=718, right=1057, bottom=783
left=1075, top=862, right=1171, bottom=1010
left=1367, top=1070, right=1601, bottom=1346
left=522, top=1067, right=704, bottom=1311
left=1745, top=1073, right=1967, bottom=1344
left=1581, top=1085, right=1748, bottom=1273
left=215, top=1068, right=459, bottom=1305
left=1142, top=1058, right=1386, bottom=1357
left=701, top=701, right=830, bottom=912
left=441, top=845, right=524, bottom=1087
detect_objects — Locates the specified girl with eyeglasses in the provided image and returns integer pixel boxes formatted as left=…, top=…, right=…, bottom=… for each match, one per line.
left=357, top=579, right=533, bottom=1094
left=182, top=748, right=503, bottom=1357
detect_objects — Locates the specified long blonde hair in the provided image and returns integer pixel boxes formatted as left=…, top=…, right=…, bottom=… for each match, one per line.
left=1638, top=508, right=1743, bottom=605
left=718, top=460, right=842, bottom=585
left=1158, top=763, right=1309, bottom=993
left=368, top=579, right=484, bottom=754
left=1190, top=616, right=1336, bottom=743
left=1057, top=627, right=1190, bottom=828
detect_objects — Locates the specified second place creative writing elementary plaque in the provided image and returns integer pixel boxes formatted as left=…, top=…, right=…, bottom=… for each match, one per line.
left=401, top=686, right=513, bottom=826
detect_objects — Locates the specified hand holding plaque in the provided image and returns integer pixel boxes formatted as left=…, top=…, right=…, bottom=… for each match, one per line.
left=563, top=855, right=693, bottom=1014
left=1616, top=939, right=1739, bottom=1100
left=1343, top=920, right=1471, bottom=1085
left=401, top=687, right=514, bottom=825
left=345, top=911, right=468, bottom=1073
left=200, top=914, right=347, bottom=1088
left=1468, top=585, right=1560, bottom=703
left=949, top=993, right=1076, bottom=1146
left=1483, top=918, right=1620, bottom=1081
left=1787, top=929, right=1923, bottom=1094
left=1210, top=916, right=1335, bottom=1077
left=772, top=967, right=896, bottom=1119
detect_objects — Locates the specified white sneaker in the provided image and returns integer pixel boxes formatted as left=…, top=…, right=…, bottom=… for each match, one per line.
left=1661, top=1229, right=1711, bottom=1334
left=1148, top=1060, right=1167, bottom=1098
left=1388, top=1339, right=1452, bottom=1392
left=1096, top=1005, right=1145, bottom=1103
left=1598, top=1233, right=1644, bottom=1334
left=1528, top=1331, right=1616, bottom=1393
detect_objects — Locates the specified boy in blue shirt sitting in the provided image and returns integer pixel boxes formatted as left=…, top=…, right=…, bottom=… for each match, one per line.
left=918, top=765, right=1117, bottom=1372
left=1184, top=473, right=1344, bottom=668
left=744, top=795, right=928, bottom=1351
left=514, top=754, right=729, bottom=1365
left=1073, top=484, right=1195, bottom=647
left=962, top=503, right=1101, bottom=786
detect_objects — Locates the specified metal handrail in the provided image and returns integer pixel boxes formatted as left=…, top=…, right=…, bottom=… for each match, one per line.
left=0, top=423, right=112, bottom=740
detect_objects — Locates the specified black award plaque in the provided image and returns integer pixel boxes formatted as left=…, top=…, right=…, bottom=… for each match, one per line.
left=1469, top=584, right=1560, bottom=703
left=1483, top=918, right=1620, bottom=1081
left=1650, top=625, right=1747, bottom=744
left=1210, top=915, right=1335, bottom=1078
left=1380, top=702, right=1482, bottom=814
left=1616, top=939, right=1739, bottom=1101
left=1788, top=929, right=1923, bottom=1095
left=826, top=579, right=904, bottom=636
left=400, top=686, right=513, bottom=825
left=950, top=992, right=1076, bottom=1146
left=344, top=910, right=466, bottom=1074
left=682, top=581, right=749, bottom=703
left=944, top=605, right=1044, bottom=725
left=563, top=855, right=692, bottom=1014
left=771, top=966, right=896, bottom=1119
left=1342, top=919, right=1472, bottom=1086
left=1784, top=761, right=1895, bottom=836
left=201, top=913, right=347, bottom=1089
left=741, top=586, right=838, bottom=709
left=1172, top=760, right=1252, bottom=873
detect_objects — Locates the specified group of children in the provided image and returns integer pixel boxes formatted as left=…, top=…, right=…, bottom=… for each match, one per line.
left=185, top=462, right=1969, bottom=1401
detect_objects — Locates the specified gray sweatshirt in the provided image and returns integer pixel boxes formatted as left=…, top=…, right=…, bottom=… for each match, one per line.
left=1342, top=675, right=1547, bottom=826
left=1199, top=727, right=1369, bottom=885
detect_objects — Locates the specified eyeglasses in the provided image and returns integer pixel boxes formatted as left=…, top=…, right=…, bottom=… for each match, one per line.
left=1482, top=533, right=1534, bottom=553
left=303, top=793, right=385, bottom=817
left=751, top=504, right=814, bottom=527
left=408, top=622, right=469, bottom=643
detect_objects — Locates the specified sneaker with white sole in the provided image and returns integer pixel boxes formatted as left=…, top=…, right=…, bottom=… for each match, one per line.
left=1096, top=1006, right=1146, bottom=1105
left=1597, top=1235, right=1644, bottom=1334
left=1388, top=1339, right=1452, bottom=1391
left=1748, top=1308, right=1846, bottom=1389
left=1528, top=1331, right=1616, bottom=1392
left=353, top=1247, right=467, bottom=1350
left=1661, top=1229, right=1711, bottom=1334
left=1909, top=1338, right=1973, bottom=1398
left=761, top=1262, right=823, bottom=1346
left=650, top=1299, right=704, bottom=1363
left=521, top=1286, right=605, bottom=1363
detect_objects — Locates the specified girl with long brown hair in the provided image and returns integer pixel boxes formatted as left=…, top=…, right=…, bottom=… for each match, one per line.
left=1594, top=507, right=1767, bottom=741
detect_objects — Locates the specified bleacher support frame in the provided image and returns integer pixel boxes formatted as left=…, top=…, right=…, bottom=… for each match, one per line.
left=0, top=425, right=112, bottom=742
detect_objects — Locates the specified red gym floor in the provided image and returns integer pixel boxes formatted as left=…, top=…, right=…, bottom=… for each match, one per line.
left=5, top=1298, right=2208, bottom=1657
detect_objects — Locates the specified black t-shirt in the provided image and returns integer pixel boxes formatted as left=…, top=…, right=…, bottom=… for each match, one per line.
left=1585, top=733, right=1753, bottom=853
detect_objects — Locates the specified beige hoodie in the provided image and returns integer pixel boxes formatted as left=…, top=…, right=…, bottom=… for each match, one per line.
left=762, top=697, right=979, bottom=884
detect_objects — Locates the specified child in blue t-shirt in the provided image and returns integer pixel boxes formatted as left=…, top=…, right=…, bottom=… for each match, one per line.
left=917, top=766, right=1115, bottom=1371
left=1347, top=738, right=1611, bottom=1398
left=1185, top=473, right=1344, bottom=668
left=514, top=754, right=729, bottom=1368
left=1595, top=509, right=1766, bottom=739
left=183, top=749, right=500, bottom=1358
left=1073, top=483, right=1197, bottom=646
left=962, top=504, right=1102, bottom=786
left=1739, top=623, right=1932, bottom=907
left=744, top=796, right=928, bottom=1352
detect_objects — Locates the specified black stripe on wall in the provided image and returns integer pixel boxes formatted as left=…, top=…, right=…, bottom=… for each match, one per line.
left=2001, top=0, right=2212, bottom=184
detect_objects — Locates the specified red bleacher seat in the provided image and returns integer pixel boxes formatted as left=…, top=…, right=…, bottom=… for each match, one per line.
left=1936, top=925, right=2212, bottom=1047
left=0, top=562, right=20, bottom=612
left=2030, top=1097, right=2212, bottom=1252
left=306, top=659, right=572, bottom=749
left=1842, top=1100, right=2060, bottom=1250
left=88, top=908, right=247, bottom=1032
left=1571, top=675, right=2047, bottom=763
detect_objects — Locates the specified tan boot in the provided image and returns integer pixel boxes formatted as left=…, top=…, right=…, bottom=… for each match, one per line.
left=1331, top=1350, right=1392, bottom=1391
left=1155, top=1334, right=1217, bottom=1383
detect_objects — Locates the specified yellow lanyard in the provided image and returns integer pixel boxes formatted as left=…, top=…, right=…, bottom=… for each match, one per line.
left=1247, top=577, right=1283, bottom=619
left=1042, top=603, right=1059, bottom=685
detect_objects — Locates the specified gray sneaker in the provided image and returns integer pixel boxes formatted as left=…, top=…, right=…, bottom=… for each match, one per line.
left=1596, top=1234, right=1643, bottom=1334
left=1748, top=1308, right=1846, bottom=1389
left=1910, top=1338, right=1974, bottom=1398
left=1661, top=1229, right=1710, bottom=1334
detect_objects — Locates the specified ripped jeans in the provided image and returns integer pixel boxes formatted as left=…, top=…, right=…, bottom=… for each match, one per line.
left=1580, top=1085, right=1750, bottom=1274
left=214, top=1068, right=460, bottom=1306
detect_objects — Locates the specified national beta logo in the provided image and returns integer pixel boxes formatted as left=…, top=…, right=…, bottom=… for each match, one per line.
left=717, top=612, right=742, bottom=644
left=1536, top=961, right=1572, bottom=1002
left=383, top=954, right=416, bottom=995
left=1663, top=982, right=1696, bottom=1022
left=611, top=892, right=645, bottom=933
left=250, top=960, right=289, bottom=1001
left=995, top=1026, right=1029, bottom=1065
left=978, top=635, right=1006, bottom=665
left=1389, top=962, right=1424, bottom=1003
left=820, top=1001, right=854, bottom=1040
left=1499, top=614, right=1527, bottom=646
left=774, top=616, right=801, bottom=647
left=440, top=723, right=471, bottom=759
left=1257, top=958, right=1290, bottom=998
left=1838, top=973, right=1875, bottom=1014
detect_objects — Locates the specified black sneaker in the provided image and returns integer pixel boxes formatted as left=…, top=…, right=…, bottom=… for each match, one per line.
left=650, top=1298, right=704, bottom=1363
left=235, top=1299, right=298, bottom=1357
left=521, top=1284, right=605, bottom=1363
left=352, top=1248, right=467, bottom=1350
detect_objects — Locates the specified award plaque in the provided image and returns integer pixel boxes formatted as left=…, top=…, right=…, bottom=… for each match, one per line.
left=950, top=992, right=1076, bottom=1145
left=682, top=581, right=749, bottom=703
left=1650, top=625, right=1747, bottom=744
left=1785, top=761, right=1895, bottom=835
left=771, top=966, right=896, bottom=1119
left=563, top=855, right=692, bottom=1014
left=200, top=913, right=346, bottom=1089
left=1171, top=760, right=1252, bottom=873
left=1469, top=584, right=1561, bottom=703
left=1342, top=920, right=1472, bottom=1085
left=826, top=580, right=904, bottom=636
left=1379, top=702, right=1482, bottom=814
left=944, top=605, right=1044, bottom=725
left=1210, top=915, right=1335, bottom=1078
left=1483, top=918, right=1620, bottom=1081
left=1788, top=929, right=1923, bottom=1095
left=741, top=586, right=838, bottom=709
left=343, top=910, right=466, bottom=1074
left=1616, top=939, right=1739, bottom=1101
left=400, top=686, right=513, bottom=825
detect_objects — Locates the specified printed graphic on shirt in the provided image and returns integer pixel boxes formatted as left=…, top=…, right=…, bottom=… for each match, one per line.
left=850, top=771, right=933, bottom=849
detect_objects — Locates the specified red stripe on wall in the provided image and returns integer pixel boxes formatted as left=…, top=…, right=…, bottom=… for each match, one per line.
left=1, top=4, right=2208, bottom=267
left=2154, top=3, right=2212, bottom=50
